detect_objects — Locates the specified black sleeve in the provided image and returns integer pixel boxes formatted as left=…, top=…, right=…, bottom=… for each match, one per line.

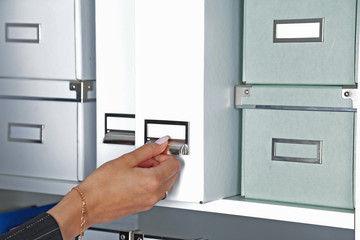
left=0, top=213, right=63, bottom=240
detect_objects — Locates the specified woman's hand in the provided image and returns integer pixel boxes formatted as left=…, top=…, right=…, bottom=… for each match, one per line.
left=48, top=137, right=180, bottom=240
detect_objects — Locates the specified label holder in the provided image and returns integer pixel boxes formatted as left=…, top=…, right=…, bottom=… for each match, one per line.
left=273, top=18, right=324, bottom=43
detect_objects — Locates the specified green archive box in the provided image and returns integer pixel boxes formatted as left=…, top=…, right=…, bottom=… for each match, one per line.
left=243, top=0, right=357, bottom=85
left=237, top=86, right=356, bottom=209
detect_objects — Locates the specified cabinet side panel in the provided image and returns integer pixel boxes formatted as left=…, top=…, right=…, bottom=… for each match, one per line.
left=204, top=0, right=242, bottom=202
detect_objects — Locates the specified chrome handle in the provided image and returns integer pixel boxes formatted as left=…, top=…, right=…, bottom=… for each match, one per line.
left=146, top=138, right=189, bottom=156
left=144, top=119, right=190, bottom=156
left=103, top=130, right=135, bottom=145
left=103, top=113, right=135, bottom=145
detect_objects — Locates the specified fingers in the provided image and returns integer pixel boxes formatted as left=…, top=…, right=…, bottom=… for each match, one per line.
left=139, top=154, right=180, bottom=202
left=157, top=172, right=179, bottom=201
left=137, top=158, right=160, bottom=168
left=125, top=138, right=169, bottom=167
left=151, top=155, right=180, bottom=182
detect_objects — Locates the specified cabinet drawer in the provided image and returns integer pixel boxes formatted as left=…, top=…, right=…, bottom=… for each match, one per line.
left=241, top=109, right=355, bottom=209
left=0, top=0, right=95, bottom=80
left=0, top=99, right=79, bottom=181
left=243, top=0, right=357, bottom=85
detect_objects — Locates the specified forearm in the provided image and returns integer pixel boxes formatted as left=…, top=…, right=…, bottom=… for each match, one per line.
left=1, top=139, right=179, bottom=240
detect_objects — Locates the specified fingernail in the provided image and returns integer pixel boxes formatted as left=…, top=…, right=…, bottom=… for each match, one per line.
left=155, top=136, right=170, bottom=145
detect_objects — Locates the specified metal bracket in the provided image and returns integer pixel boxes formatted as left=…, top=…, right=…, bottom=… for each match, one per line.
left=70, top=80, right=95, bottom=102
left=119, top=230, right=144, bottom=240
left=235, top=85, right=252, bottom=107
left=342, top=87, right=358, bottom=109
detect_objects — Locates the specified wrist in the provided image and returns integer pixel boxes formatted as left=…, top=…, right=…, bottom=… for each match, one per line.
left=47, top=188, right=91, bottom=240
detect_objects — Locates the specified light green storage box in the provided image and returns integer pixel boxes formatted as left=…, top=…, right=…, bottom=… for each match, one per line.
left=243, top=0, right=357, bottom=85
left=239, top=86, right=355, bottom=209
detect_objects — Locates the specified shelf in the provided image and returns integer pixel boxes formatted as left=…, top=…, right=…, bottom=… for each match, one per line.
left=156, top=196, right=354, bottom=230
left=0, top=174, right=78, bottom=196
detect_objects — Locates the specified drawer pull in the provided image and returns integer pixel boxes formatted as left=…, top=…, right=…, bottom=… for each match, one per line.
left=8, top=123, right=44, bottom=143
left=272, top=138, right=322, bottom=164
left=103, top=113, right=135, bottom=145
left=145, top=119, right=189, bottom=156
left=5, top=23, right=41, bottom=43
left=103, top=130, right=135, bottom=145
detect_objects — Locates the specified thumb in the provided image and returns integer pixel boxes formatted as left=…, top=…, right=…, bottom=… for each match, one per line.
left=126, top=136, right=169, bottom=167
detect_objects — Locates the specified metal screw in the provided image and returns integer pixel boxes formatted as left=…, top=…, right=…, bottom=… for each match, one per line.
left=120, top=234, right=126, bottom=240
left=344, top=91, right=350, bottom=97
left=244, top=89, right=250, bottom=95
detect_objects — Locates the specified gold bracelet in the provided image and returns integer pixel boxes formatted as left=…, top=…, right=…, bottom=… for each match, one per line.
left=72, top=186, right=87, bottom=240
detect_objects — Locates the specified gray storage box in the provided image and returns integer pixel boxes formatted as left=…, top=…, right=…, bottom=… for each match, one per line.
left=243, top=0, right=357, bottom=85
left=238, top=86, right=355, bottom=209
left=0, top=79, right=96, bottom=183
left=0, top=0, right=95, bottom=80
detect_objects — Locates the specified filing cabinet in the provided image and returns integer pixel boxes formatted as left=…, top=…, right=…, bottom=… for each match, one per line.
left=0, top=0, right=95, bottom=80
left=243, top=0, right=357, bottom=85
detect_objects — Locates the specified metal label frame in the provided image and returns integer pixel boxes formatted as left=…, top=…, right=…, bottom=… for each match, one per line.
left=273, top=18, right=324, bottom=43
left=103, top=113, right=136, bottom=145
left=144, top=119, right=190, bottom=155
left=5, top=23, right=41, bottom=43
left=8, top=123, right=44, bottom=144
left=272, top=138, right=322, bottom=164
left=144, top=119, right=189, bottom=145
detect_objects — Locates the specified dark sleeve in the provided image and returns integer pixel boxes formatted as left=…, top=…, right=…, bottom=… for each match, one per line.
left=0, top=213, right=63, bottom=240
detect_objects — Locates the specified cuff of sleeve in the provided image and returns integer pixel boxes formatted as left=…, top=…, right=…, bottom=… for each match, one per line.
left=0, top=213, right=62, bottom=240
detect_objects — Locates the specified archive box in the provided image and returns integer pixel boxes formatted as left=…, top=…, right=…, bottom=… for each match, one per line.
left=237, top=85, right=355, bottom=209
left=0, top=0, right=95, bottom=80
left=243, top=0, right=357, bottom=85
left=0, top=79, right=96, bottom=183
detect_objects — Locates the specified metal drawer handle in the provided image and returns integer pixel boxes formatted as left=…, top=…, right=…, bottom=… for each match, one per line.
left=103, top=113, right=135, bottom=145
left=103, top=130, right=135, bottom=145
left=146, top=138, right=189, bottom=156
left=145, top=119, right=189, bottom=156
